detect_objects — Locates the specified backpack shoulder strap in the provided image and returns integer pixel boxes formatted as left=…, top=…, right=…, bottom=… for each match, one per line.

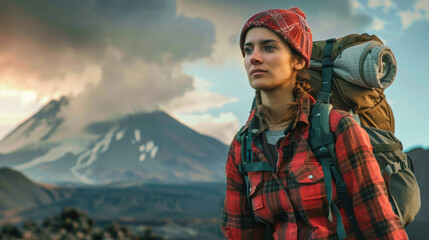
left=310, top=102, right=349, bottom=240
left=309, top=38, right=365, bottom=240
left=237, top=125, right=275, bottom=224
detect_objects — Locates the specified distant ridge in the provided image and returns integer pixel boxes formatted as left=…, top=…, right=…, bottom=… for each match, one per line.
left=406, top=147, right=428, bottom=220
left=0, top=167, right=72, bottom=211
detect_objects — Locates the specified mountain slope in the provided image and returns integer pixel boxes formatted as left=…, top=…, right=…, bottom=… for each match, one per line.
left=0, top=97, right=229, bottom=185
left=0, top=167, right=72, bottom=211
left=0, top=97, right=68, bottom=155
left=68, top=111, right=228, bottom=184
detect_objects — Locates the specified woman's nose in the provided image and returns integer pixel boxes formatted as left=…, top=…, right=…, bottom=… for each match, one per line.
left=250, top=49, right=263, bottom=65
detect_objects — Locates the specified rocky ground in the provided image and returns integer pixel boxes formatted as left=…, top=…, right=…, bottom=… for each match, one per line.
left=0, top=207, right=164, bottom=240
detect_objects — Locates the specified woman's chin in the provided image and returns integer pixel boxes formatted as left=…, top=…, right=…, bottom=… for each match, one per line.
left=252, top=86, right=271, bottom=91
left=250, top=79, right=271, bottom=90
left=250, top=83, right=273, bottom=91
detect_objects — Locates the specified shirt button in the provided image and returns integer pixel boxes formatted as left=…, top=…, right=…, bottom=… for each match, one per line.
left=249, top=187, right=252, bottom=192
left=308, top=174, right=313, bottom=180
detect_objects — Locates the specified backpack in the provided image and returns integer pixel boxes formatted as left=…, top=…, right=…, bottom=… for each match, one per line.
left=309, top=36, right=420, bottom=239
left=309, top=33, right=395, bottom=133
left=238, top=34, right=421, bottom=240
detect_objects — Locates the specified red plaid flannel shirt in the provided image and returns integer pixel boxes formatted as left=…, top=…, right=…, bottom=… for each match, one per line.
left=221, top=96, right=407, bottom=239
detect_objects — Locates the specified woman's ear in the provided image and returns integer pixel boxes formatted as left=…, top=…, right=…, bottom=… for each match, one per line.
left=293, top=56, right=306, bottom=71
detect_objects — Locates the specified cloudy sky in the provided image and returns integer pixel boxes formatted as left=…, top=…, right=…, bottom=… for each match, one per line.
left=0, top=0, right=428, bottom=151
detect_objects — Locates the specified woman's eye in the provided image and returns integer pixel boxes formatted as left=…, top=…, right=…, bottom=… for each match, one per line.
left=263, top=45, right=275, bottom=52
left=243, top=47, right=253, bottom=55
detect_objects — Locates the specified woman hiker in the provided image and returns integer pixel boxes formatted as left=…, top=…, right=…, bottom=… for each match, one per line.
left=220, top=7, right=407, bottom=239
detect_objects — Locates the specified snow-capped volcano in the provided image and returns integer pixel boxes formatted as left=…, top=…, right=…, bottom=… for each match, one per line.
left=0, top=98, right=228, bottom=185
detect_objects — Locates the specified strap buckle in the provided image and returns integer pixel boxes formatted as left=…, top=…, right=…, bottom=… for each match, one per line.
left=400, top=160, right=408, bottom=170
left=318, top=146, right=330, bottom=158
left=386, top=161, right=408, bottom=175
left=390, top=163, right=400, bottom=174
left=336, top=181, right=347, bottom=193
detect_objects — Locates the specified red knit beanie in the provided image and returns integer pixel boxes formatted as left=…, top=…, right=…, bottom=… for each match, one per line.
left=239, top=7, right=312, bottom=67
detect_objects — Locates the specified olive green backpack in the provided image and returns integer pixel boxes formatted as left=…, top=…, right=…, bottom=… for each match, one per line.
left=309, top=35, right=421, bottom=239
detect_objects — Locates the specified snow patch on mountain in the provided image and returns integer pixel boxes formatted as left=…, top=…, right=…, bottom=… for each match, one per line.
left=134, top=129, right=141, bottom=142
left=146, top=141, right=154, bottom=151
left=115, top=128, right=127, bottom=141
left=138, top=140, right=158, bottom=162
left=14, top=139, right=86, bottom=171
left=71, top=126, right=119, bottom=184
left=150, top=146, right=158, bottom=158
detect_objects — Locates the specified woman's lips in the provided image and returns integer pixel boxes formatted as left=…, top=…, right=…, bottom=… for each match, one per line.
left=251, top=69, right=267, bottom=76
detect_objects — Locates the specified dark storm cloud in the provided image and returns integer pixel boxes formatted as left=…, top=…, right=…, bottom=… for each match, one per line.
left=178, top=0, right=372, bottom=40
left=0, top=0, right=215, bottom=84
left=0, top=0, right=217, bottom=131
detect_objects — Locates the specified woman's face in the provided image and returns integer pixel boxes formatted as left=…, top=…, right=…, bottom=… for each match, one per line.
left=243, top=27, right=303, bottom=93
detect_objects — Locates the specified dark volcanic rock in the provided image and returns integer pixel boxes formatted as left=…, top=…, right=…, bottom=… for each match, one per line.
left=1, top=207, right=164, bottom=240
